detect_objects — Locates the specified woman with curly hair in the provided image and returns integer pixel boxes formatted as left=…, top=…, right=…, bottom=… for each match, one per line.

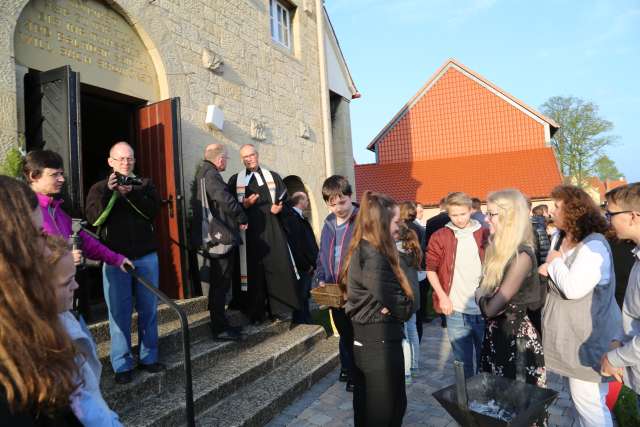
left=540, top=184, right=622, bottom=427
left=0, top=176, right=81, bottom=426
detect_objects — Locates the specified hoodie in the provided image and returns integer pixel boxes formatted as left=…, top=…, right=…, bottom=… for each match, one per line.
left=313, top=205, right=359, bottom=285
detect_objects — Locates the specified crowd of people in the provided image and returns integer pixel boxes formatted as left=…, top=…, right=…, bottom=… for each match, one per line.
left=1, top=139, right=640, bottom=427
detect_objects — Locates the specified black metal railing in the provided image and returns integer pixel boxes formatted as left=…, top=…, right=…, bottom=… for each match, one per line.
left=124, top=264, right=195, bottom=427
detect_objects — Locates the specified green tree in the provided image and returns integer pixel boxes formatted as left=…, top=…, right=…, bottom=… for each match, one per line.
left=593, top=154, right=623, bottom=181
left=541, top=96, right=618, bottom=187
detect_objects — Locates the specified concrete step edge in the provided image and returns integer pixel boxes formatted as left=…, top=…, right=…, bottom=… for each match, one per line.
left=90, top=296, right=209, bottom=344
left=103, top=318, right=293, bottom=411
left=119, top=325, right=331, bottom=426
left=197, top=336, right=340, bottom=427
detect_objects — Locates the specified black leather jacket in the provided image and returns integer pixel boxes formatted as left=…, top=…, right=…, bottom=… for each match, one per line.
left=345, top=240, right=413, bottom=338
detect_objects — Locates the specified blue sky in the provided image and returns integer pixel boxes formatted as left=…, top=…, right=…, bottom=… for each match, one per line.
left=326, top=0, right=639, bottom=182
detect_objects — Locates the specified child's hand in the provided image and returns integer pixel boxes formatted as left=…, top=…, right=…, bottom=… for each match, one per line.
left=381, top=307, right=390, bottom=315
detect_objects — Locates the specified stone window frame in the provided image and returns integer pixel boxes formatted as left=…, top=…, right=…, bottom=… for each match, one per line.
left=270, top=0, right=294, bottom=50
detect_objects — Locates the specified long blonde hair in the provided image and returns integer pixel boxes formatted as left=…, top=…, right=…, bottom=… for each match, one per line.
left=481, top=189, right=534, bottom=290
left=339, top=191, right=414, bottom=301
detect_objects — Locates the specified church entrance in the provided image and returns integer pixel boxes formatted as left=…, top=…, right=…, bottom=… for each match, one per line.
left=15, top=0, right=190, bottom=315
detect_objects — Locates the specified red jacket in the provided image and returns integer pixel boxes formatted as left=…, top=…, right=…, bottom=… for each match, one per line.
left=426, top=225, right=489, bottom=313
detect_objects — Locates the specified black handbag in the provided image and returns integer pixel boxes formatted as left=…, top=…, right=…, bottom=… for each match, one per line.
left=200, top=178, right=237, bottom=258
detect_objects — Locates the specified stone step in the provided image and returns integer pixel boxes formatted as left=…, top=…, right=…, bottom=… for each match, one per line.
left=89, top=296, right=209, bottom=345
left=96, top=309, right=212, bottom=368
left=103, top=316, right=291, bottom=415
left=195, top=336, right=340, bottom=427
left=118, top=324, right=331, bottom=427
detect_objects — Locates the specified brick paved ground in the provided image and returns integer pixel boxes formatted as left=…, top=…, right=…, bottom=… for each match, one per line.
left=267, top=319, right=588, bottom=427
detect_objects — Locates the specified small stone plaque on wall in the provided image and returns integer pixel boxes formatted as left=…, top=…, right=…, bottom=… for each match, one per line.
left=251, top=119, right=267, bottom=141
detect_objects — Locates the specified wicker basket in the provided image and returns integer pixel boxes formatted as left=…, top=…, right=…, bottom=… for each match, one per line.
left=310, top=284, right=345, bottom=308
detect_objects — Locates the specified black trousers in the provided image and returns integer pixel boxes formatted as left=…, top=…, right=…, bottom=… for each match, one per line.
left=331, top=307, right=355, bottom=376
left=352, top=325, right=406, bottom=427
left=208, top=252, right=235, bottom=333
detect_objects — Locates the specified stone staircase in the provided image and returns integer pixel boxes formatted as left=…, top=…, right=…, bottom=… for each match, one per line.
left=90, top=297, right=339, bottom=427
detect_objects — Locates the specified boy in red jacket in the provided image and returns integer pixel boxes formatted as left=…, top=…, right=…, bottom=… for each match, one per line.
left=426, top=192, right=489, bottom=378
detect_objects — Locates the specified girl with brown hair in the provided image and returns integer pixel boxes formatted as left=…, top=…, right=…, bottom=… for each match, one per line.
left=396, top=222, right=422, bottom=384
left=45, top=236, right=123, bottom=426
left=540, top=184, right=622, bottom=427
left=0, top=176, right=81, bottom=426
left=340, top=191, right=414, bottom=427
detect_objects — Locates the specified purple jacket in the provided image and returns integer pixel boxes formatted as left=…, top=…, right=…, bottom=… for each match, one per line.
left=37, top=193, right=125, bottom=267
left=313, top=206, right=359, bottom=285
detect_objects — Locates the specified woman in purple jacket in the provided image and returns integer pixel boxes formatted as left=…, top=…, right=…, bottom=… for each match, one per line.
left=24, top=150, right=130, bottom=270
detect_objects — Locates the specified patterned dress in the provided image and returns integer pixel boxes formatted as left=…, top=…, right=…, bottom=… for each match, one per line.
left=479, top=246, right=546, bottom=388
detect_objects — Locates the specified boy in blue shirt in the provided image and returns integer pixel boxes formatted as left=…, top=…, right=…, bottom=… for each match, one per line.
left=314, top=175, right=358, bottom=392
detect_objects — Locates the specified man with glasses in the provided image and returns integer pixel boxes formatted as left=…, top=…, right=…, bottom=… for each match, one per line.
left=85, top=141, right=163, bottom=385
left=228, top=144, right=301, bottom=324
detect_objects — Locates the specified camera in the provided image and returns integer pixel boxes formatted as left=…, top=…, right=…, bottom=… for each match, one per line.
left=115, top=172, right=143, bottom=186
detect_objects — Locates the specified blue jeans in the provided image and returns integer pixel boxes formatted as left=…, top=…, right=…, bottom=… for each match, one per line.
left=403, top=313, right=419, bottom=373
left=446, top=311, right=484, bottom=378
left=103, top=252, right=159, bottom=373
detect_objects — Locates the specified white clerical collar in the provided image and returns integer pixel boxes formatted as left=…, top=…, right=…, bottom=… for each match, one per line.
left=244, top=170, right=264, bottom=186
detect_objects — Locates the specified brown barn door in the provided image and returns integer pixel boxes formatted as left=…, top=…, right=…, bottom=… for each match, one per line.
left=24, top=65, right=83, bottom=215
left=136, top=98, right=188, bottom=299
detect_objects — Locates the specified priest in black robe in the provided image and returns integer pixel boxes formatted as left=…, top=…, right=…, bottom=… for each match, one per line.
left=228, top=144, right=301, bottom=323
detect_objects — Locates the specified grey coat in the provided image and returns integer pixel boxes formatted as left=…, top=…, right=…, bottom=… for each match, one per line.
left=607, top=247, right=640, bottom=393
left=543, top=233, right=623, bottom=382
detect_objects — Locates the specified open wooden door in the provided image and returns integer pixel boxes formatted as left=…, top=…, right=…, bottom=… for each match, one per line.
left=24, top=65, right=83, bottom=215
left=137, top=98, right=188, bottom=299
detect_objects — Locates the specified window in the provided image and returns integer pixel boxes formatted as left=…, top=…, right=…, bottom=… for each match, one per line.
left=270, top=0, right=292, bottom=49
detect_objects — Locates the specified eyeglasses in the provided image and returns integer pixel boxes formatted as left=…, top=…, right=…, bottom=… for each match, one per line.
left=605, top=210, right=633, bottom=222
left=486, top=212, right=499, bottom=218
left=111, top=157, right=135, bottom=164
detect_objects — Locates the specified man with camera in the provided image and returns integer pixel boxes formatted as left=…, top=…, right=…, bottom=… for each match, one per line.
left=85, top=141, right=163, bottom=385
left=192, top=143, right=248, bottom=340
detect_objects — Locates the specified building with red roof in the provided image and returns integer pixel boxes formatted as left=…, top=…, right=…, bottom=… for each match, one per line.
left=354, top=59, right=563, bottom=212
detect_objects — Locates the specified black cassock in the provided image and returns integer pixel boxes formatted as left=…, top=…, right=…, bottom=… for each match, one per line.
left=229, top=168, right=301, bottom=322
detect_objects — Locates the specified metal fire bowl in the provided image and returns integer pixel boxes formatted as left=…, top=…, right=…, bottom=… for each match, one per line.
left=432, top=373, right=558, bottom=427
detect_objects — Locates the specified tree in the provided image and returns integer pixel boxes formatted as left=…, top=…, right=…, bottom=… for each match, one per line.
left=540, top=96, right=618, bottom=187
left=593, top=154, right=623, bottom=181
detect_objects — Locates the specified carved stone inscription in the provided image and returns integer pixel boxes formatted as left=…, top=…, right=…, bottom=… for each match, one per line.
left=15, top=0, right=159, bottom=101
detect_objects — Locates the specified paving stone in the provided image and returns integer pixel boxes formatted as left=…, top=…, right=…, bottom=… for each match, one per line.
left=266, top=322, right=586, bottom=427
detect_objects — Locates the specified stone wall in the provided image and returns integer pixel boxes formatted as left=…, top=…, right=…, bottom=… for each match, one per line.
left=1, top=0, right=334, bottom=229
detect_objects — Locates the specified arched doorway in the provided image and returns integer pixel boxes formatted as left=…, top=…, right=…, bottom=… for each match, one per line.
left=14, top=0, right=188, bottom=302
left=283, top=175, right=318, bottom=230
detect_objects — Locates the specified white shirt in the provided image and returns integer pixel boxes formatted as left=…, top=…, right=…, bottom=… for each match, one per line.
left=547, top=236, right=611, bottom=300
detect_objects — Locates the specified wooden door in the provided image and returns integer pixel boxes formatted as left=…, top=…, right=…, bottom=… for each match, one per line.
left=136, top=98, right=188, bottom=299
left=24, top=65, right=83, bottom=215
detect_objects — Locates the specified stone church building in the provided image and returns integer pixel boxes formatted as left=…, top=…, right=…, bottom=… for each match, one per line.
left=1, top=0, right=358, bottom=298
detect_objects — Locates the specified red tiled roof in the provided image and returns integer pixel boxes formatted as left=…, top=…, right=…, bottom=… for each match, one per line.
left=354, top=148, right=562, bottom=205
left=368, top=59, right=560, bottom=164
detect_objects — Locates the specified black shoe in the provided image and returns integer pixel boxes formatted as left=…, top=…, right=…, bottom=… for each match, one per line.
left=212, top=328, right=243, bottom=341
left=346, top=380, right=355, bottom=392
left=338, top=370, right=349, bottom=382
left=114, top=370, right=133, bottom=384
left=138, top=362, right=165, bottom=373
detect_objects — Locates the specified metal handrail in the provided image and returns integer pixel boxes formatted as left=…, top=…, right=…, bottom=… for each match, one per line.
left=124, top=264, right=195, bottom=427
